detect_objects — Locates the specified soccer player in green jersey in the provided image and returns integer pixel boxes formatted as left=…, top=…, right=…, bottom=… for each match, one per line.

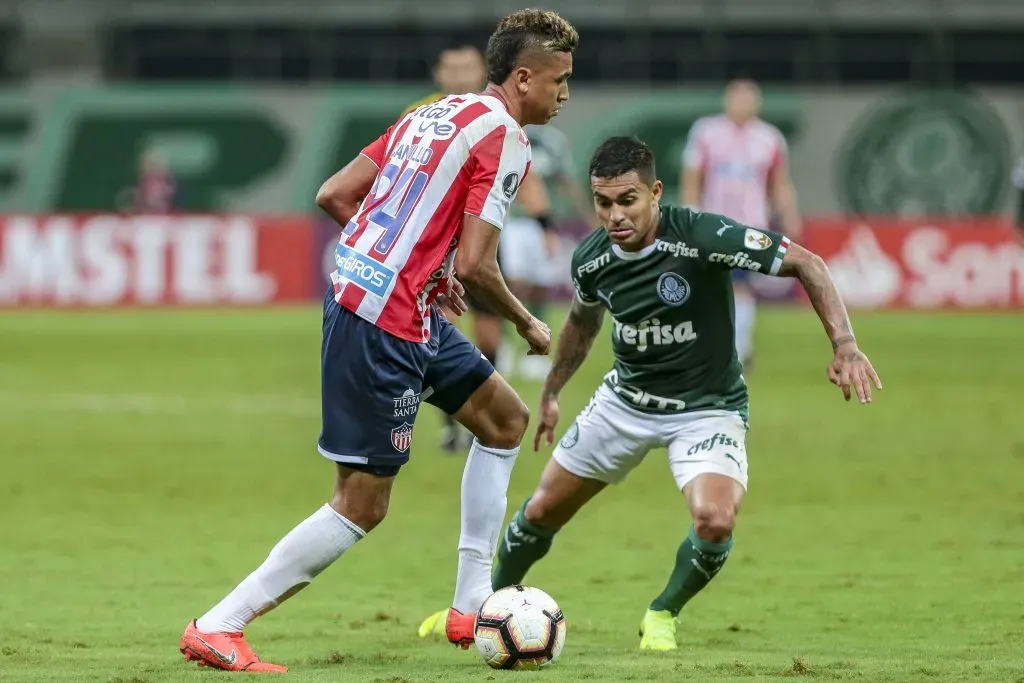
left=419, top=135, right=882, bottom=650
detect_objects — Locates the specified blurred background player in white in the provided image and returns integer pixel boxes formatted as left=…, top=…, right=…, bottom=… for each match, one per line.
left=680, top=79, right=802, bottom=371
left=502, top=123, right=596, bottom=381
left=403, top=42, right=559, bottom=449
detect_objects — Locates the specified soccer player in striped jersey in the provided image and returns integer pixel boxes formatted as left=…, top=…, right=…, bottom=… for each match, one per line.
left=179, top=9, right=578, bottom=672
left=403, top=41, right=561, bottom=452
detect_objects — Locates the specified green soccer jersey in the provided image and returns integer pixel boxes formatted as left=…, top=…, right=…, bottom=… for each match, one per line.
left=570, top=204, right=791, bottom=416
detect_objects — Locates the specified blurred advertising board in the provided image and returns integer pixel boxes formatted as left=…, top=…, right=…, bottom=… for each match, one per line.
left=0, top=214, right=313, bottom=306
left=803, top=217, right=1024, bottom=309
left=2, top=214, right=1021, bottom=309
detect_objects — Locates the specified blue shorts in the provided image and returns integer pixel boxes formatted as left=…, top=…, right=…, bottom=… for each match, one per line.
left=317, top=288, right=494, bottom=475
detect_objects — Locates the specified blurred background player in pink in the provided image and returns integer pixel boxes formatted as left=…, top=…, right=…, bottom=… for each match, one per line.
left=680, top=79, right=802, bottom=371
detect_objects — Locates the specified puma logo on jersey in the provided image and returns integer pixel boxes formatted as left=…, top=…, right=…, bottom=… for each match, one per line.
left=717, top=220, right=732, bottom=236
left=596, top=290, right=614, bottom=308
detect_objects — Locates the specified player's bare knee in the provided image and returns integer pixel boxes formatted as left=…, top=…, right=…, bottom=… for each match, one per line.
left=330, top=493, right=388, bottom=533
left=691, top=502, right=736, bottom=543
left=330, top=470, right=394, bottom=533
left=479, top=396, right=529, bottom=449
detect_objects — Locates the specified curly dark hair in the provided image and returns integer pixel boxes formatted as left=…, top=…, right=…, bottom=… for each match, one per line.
left=589, top=136, right=657, bottom=185
left=485, top=9, right=579, bottom=84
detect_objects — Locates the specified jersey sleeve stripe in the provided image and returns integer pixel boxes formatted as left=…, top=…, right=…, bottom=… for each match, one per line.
left=769, top=236, right=791, bottom=275
left=574, top=292, right=602, bottom=306
left=358, top=152, right=380, bottom=168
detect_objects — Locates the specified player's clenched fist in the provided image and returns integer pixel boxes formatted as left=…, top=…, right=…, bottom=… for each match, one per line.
left=518, top=316, right=551, bottom=356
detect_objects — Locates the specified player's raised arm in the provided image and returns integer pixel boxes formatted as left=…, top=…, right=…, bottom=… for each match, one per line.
left=775, top=243, right=882, bottom=404
left=690, top=210, right=881, bottom=403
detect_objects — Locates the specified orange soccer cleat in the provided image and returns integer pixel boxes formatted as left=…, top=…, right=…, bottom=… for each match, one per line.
left=445, top=608, right=477, bottom=650
left=179, top=620, right=288, bottom=673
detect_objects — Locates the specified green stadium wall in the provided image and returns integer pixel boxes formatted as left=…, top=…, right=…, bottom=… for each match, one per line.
left=0, top=84, right=1021, bottom=215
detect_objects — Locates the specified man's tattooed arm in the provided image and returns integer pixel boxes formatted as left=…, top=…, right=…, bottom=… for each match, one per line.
left=542, top=299, right=605, bottom=399
left=777, top=243, right=862, bottom=356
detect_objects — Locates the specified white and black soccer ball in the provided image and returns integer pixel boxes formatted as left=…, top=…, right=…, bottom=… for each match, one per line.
left=474, top=585, right=566, bottom=670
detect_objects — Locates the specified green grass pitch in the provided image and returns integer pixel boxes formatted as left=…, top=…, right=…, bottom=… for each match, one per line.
left=1, top=306, right=1022, bottom=682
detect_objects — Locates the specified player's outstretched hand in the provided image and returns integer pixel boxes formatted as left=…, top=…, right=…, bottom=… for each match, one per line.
left=828, top=341, right=882, bottom=404
left=435, top=277, right=468, bottom=318
left=518, top=316, right=551, bottom=356
left=533, top=393, right=560, bottom=451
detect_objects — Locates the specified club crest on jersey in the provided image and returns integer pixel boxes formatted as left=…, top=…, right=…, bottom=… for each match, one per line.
left=657, top=272, right=691, bottom=306
left=743, top=229, right=773, bottom=251
left=560, top=421, right=580, bottom=449
left=391, top=422, right=414, bottom=453
left=502, top=172, right=520, bottom=199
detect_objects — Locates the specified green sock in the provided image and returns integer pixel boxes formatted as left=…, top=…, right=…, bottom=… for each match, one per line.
left=649, top=526, right=734, bottom=616
left=492, top=500, right=556, bottom=590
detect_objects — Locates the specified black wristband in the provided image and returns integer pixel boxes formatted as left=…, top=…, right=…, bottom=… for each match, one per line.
left=536, top=214, right=553, bottom=231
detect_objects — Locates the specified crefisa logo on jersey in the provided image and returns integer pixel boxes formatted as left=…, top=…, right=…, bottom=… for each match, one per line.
left=657, top=272, right=691, bottom=306
left=391, top=422, right=414, bottom=453
left=502, top=172, right=520, bottom=199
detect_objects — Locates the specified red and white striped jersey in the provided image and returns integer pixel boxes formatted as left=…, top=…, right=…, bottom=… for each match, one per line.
left=682, top=115, right=787, bottom=229
left=331, top=93, right=532, bottom=342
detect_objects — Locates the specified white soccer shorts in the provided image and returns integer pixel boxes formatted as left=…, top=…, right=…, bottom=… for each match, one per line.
left=552, top=384, right=749, bottom=490
left=501, top=216, right=559, bottom=287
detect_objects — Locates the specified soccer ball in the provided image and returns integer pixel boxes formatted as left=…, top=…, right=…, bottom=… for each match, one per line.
left=474, top=585, right=566, bottom=669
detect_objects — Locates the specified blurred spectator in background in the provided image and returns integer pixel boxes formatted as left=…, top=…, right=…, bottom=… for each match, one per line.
left=402, top=42, right=487, bottom=116
left=121, top=147, right=178, bottom=213
left=680, top=78, right=802, bottom=371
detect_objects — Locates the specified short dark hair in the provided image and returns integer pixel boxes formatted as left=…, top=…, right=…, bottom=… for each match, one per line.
left=589, top=136, right=657, bottom=186
left=436, top=42, right=483, bottom=66
left=485, top=9, right=579, bottom=84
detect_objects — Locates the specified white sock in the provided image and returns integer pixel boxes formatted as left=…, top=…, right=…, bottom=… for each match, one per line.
left=196, top=504, right=365, bottom=633
left=734, top=290, right=757, bottom=365
left=452, top=439, right=519, bottom=614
